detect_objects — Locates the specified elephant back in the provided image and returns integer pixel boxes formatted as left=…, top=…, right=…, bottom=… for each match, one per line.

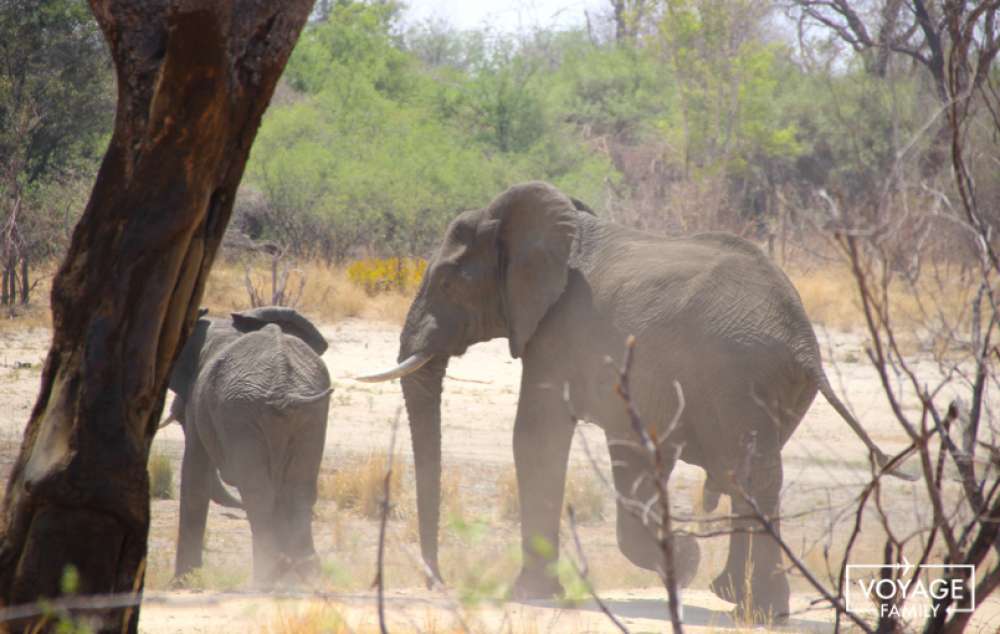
left=204, top=323, right=331, bottom=411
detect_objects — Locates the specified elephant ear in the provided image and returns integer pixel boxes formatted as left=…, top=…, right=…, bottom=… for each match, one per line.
left=169, top=317, right=210, bottom=401
left=231, top=306, right=328, bottom=356
left=489, top=182, right=578, bottom=358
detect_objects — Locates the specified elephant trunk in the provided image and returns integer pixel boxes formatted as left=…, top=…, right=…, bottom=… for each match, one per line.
left=400, top=354, right=448, bottom=582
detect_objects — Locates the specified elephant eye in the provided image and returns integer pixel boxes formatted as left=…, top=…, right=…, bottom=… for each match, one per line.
left=436, top=262, right=470, bottom=294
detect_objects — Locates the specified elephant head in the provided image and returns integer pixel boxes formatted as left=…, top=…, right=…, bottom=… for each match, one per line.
left=358, top=182, right=582, bottom=577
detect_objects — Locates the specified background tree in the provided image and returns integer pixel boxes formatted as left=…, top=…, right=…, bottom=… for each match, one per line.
left=787, top=0, right=1000, bottom=175
left=610, top=0, right=649, bottom=43
left=243, top=4, right=611, bottom=261
left=0, top=0, right=113, bottom=308
left=0, top=2, right=311, bottom=632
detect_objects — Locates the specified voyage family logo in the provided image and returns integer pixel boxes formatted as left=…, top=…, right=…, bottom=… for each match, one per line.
left=846, top=558, right=975, bottom=619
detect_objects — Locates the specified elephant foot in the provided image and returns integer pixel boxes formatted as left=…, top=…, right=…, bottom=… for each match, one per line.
left=511, top=568, right=565, bottom=601
left=169, top=562, right=202, bottom=589
left=289, top=553, right=322, bottom=582
left=710, top=570, right=745, bottom=605
left=423, top=564, right=444, bottom=590
left=742, top=571, right=790, bottom=626
left=168, top=572, right=193, bottom=590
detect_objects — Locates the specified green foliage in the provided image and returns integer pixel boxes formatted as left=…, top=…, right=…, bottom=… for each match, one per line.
left=285, top=0, right=411, bottom=99
left=0, top=0, right=112, bottom=186
left=548, top=32, right=670, bottom=139
left=245, top=1, right=614, bottom=260
left=59, top=564, right=80, bottom=594
left=6, top=0, right=954, bottom=271
left=657, top=1, right=800, bottom=179
left=783, top=64, right=926, bottom=202
left=0, top=0, right=112, bottom=310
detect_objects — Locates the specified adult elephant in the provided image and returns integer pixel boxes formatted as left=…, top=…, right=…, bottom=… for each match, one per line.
left=358, top=182, right=902, bottom=622
left=169, top=306, right=332, bottom=586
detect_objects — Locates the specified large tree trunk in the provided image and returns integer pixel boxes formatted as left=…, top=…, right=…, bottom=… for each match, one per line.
left=0, top=2, right=312, bottom=633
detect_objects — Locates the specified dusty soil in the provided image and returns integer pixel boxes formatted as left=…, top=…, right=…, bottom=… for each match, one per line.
left=1, top=317, right=998, bottom=633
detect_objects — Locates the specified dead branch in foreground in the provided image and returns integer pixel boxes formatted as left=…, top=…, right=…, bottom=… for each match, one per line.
left=614, top=335, right=686, bottom=633
left=566, top=505, right=630, bottom=634
left=373, top=409, right=401, bottom=634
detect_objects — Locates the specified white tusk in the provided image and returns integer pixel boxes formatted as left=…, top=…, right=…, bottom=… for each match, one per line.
left=356, top=352, right=434, bottom=383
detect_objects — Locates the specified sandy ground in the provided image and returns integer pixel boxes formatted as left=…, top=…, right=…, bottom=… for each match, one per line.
left=1, top=317, right=999, bottom=633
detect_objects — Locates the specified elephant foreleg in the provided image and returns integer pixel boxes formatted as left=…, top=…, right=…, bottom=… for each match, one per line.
left=175, top=426, right=213, bottom=580
left=510, top=373, right=575, bottom=600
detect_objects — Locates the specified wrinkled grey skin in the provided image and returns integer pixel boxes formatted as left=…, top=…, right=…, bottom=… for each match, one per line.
left=388, top=182, right=897, bottom=622
left=169, top=307, right=332, bottom=586
left=162, top=396, right=244, bottom=510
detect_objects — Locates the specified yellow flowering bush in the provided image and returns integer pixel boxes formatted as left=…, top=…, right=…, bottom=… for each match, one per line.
left=347, top=257, right=427, bottom=296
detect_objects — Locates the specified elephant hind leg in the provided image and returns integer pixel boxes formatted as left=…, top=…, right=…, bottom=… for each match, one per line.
left=225, top=427, right=282, bottom=587
left=275, top=412, right=327, bottom=578
left=175, top=423, right=213, bottom=580
left=608, top=440, right=701, bottom=589
left=709, top=451, right=789, bottom=624
left=240, top=480, right=280, bottom=587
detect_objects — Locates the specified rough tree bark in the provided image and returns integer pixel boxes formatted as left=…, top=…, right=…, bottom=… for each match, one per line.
left=0, top=2, right=312, bottom=633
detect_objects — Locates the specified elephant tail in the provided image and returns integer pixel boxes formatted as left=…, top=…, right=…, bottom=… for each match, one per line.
left=271, top=387, right=333, bottom=409
left=210, top=470, right=243, bottom=509
left=816, top=373, right=916, bottom=480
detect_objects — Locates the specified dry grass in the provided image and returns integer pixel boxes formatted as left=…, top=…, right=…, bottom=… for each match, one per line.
left=787, top=265, right=866, bottom=332
left=497, top=468, right=519, bottom=522
left=0, top=262, right=56, bottom=333
left=174, top=561, right=250, bottom=591
left=8, top=254, right=974, bottom=340
left=0, top=303, right=52, bottom=333
left=496, top=467, right=605, bottom=523
left=142, top=546, right=176, bottom=591
left=403, top=467, right=466, bottom=542
left=203, top=258, right=414, bottom=325
left=263, top=605, right=353, bottom=634
left=440, top=467, right=465, bottom=522
left=787, top=260, right=978, bottom=337
left=148, top=451, right=174, bottom=500
left=0, top=256, right=415, bottom=335
left=262, top=603, right=469, bottom=634
left=319, top=451, right=405, bottom=520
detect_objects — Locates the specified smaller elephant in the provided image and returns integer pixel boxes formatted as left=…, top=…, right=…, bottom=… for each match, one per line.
left=168, top=306, right=332, bottom=585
